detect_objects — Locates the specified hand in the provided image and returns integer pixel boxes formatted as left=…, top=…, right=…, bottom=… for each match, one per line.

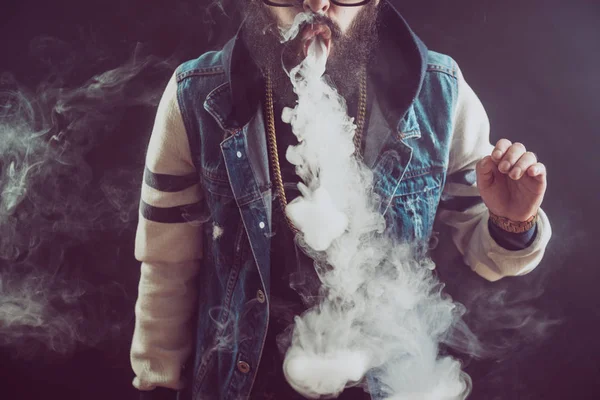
left=476, top=139, right=547, bottom=221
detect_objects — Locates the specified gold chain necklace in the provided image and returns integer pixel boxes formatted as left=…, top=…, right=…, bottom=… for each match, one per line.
left=264, top=67, right=367, bottom=234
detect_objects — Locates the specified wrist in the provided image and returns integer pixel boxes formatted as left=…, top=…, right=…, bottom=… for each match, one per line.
left=488, top=210, right=538, bottom=233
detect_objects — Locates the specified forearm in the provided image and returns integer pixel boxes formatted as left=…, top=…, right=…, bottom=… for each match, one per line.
left=131, top=260, right=200, bottom=391
left=132, top=201, right=202, bottom=390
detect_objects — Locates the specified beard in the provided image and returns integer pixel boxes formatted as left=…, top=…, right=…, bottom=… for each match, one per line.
left=241, top=0, right=379, bottom=107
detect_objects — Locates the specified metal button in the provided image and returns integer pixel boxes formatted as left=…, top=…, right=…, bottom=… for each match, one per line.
left=259, top=221, right=265, bottom=229
left=237, top=360, right=250, bottom=374
left=257, top=289, right=266, bottom=304
left=236, top=151, right=242, bottom=158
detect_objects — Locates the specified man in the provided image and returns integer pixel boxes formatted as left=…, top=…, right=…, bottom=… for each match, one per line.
left=130, top=0, right=551, bottom=399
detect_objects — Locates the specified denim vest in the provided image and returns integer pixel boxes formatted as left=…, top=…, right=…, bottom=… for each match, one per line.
left=176, top=3, right=459, bottom=399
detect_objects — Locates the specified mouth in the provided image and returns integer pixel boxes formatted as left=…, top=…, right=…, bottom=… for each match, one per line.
left=301, top=23, right=332, bottom=57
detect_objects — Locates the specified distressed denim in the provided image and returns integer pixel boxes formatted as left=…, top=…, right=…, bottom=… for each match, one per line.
left=176, top=5, right=465, bottom=400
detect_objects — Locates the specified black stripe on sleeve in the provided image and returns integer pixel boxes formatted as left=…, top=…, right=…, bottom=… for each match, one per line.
left=439, top=195, right=484, bottom=212
left=140, top=200, right=203, bottom=223
left=144, top=167, right=199, bottom=192
left=446, top=169, right=477, bottom=186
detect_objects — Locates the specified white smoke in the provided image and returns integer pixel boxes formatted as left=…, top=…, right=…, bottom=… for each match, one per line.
left=278, top=13, right=471, bottom=399
left=0, top=44, right=174, bottom=357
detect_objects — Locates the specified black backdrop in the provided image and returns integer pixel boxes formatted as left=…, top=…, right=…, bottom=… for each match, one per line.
left=0, top=0, right=598, bottom=399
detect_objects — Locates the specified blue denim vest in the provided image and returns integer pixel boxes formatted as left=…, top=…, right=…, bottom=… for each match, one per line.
left=176, top=3, right=459, bottom=399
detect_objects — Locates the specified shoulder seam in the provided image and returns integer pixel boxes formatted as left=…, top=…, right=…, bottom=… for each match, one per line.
left=426, top=63, right=458, bottom=79
left=176, top=67, right=225, bottom=83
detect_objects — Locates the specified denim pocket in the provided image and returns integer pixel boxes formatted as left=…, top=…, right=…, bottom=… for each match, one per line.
left=387, top=169, right=442, bottom=242
left=202, top=167, right=235, bottom=198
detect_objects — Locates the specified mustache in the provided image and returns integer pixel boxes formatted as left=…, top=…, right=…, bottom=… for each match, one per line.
left=280, top=12, right=343, bottom=42
left=300, top=15, right=343, bottom=40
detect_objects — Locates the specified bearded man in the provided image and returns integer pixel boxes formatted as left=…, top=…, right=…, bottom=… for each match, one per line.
left=130, top=1, right=552, bottom=399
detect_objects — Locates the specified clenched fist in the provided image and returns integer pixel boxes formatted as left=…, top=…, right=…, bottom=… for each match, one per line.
left=476, top=139, right=547, bottom=222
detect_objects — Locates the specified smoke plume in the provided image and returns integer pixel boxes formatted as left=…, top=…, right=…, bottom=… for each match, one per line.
left=278, top=13, right=470, bottom=399
left=0, top=39, right=175, bottom=357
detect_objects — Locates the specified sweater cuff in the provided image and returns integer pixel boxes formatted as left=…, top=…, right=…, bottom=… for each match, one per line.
left=488, top=219, right=538, bottom=251
left=139, top=388, right=178, bottom=400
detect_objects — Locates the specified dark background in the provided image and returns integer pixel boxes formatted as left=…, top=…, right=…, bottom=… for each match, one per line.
left=0, top=0, right=598, bottom=399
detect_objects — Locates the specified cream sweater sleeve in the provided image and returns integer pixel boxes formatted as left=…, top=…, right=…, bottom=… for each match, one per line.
left=436, top=65, right=552, bottom=281
left=130, top=72, right=203, bottom=391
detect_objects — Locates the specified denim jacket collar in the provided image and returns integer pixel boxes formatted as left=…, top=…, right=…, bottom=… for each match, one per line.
left=220, top=26, right=263, bottom=129
left=373, top=0, right=428, bottom=135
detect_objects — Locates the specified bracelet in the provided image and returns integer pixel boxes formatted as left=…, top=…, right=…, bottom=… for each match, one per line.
left=489, top=211, right=538, bottom=233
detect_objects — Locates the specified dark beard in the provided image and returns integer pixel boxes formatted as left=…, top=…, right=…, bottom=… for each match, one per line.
left=241, top=1, right=379, bottom=107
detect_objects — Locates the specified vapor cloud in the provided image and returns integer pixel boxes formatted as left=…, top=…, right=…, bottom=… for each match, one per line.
left=278, top=13, right=470, bottom=399
left=0, top=39, right=174, bottom=357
